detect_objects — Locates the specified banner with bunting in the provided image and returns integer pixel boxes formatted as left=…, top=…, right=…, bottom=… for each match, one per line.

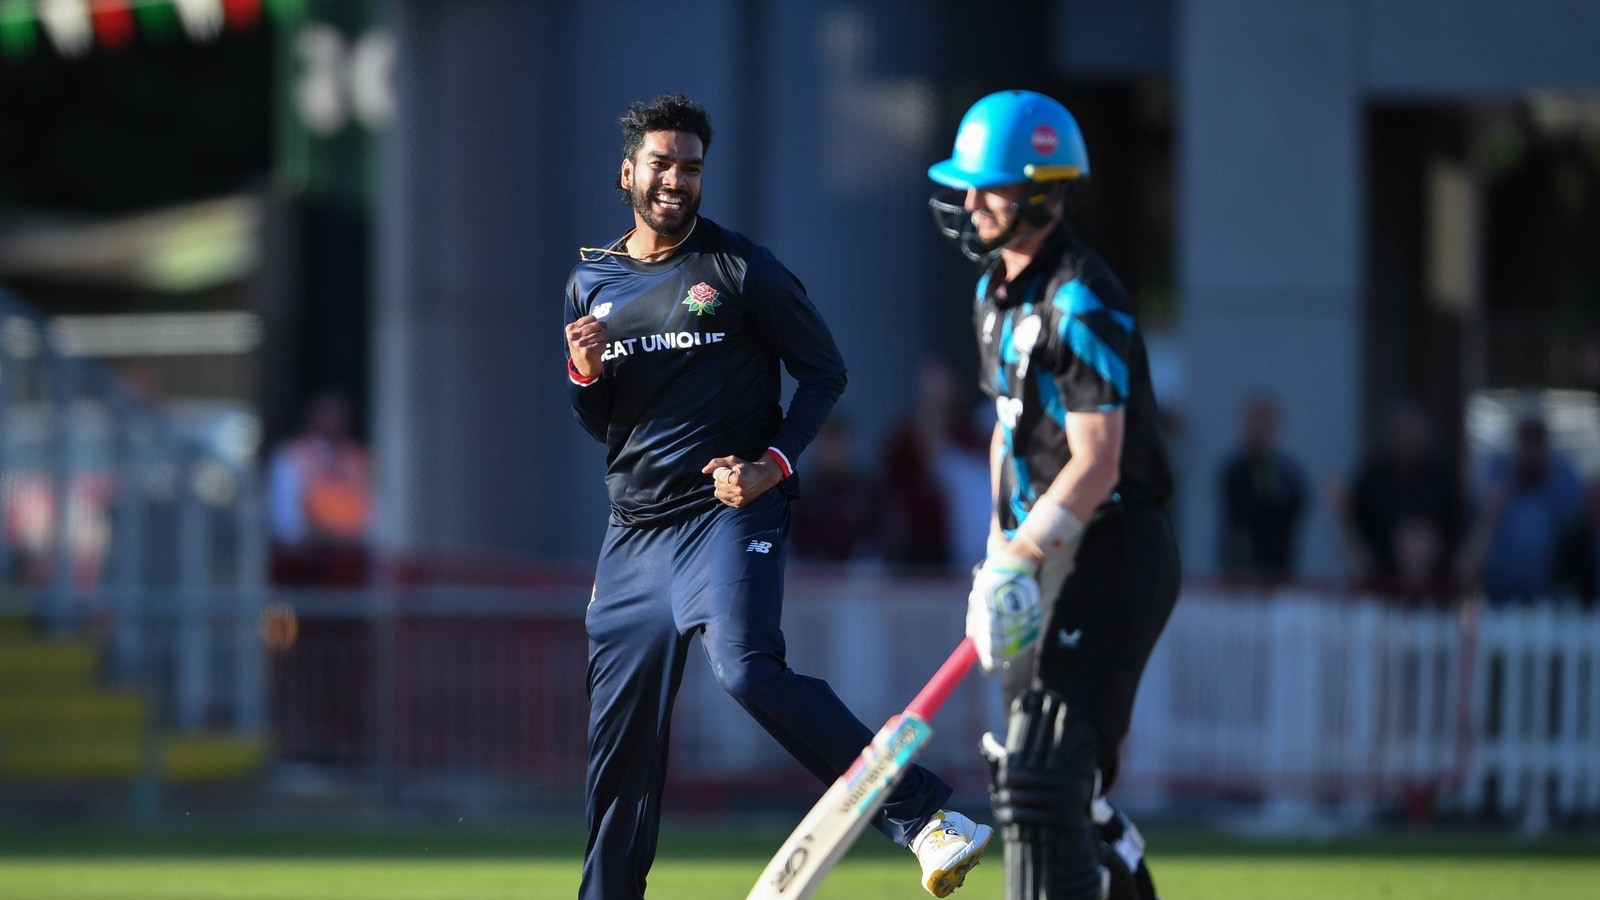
left=0, top=0, right=304, bottom=59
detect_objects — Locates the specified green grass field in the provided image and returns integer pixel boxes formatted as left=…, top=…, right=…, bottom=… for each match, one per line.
left=1, top=827, right=1597, bottom=899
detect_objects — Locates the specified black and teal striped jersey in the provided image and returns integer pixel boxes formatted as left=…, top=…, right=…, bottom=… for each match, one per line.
left=973, top=228, right=1173, bottom=534
left=565, top=218, right=847, bottom=528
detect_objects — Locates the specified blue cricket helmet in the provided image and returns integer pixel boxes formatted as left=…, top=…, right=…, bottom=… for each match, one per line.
left=928, top=90, right=1089, bottom=189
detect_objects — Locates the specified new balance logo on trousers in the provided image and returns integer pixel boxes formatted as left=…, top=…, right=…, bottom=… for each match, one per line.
left=746, top=540, right=773, bottom=554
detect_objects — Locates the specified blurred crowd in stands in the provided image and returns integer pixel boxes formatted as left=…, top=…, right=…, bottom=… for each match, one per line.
left=266, top=391, right=373, bottom=587
left=790, top=358, right=993, bottom=570
left=788, top=359, right=1600, bottom=609
left=262, top=374, right=1600, bottom=609
left=1212, top=391, right=1597, bottom=606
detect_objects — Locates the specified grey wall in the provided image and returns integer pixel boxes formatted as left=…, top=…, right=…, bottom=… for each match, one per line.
left=373, top=0, right=1600, bottom=573
left=373, top=1, right=562, bottom=562
left=1174, top=0, right=1365, bottom=577
left=1173, top=0, right=1600, bottom=576
left=373, top=0, right=953, bottom=563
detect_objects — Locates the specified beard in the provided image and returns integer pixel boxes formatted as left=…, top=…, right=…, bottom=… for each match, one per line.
left=631, top=183, right=700, bottom=237
left=969, top=206, right=1023, bottom=246
left=971, top=218, right=1008, bottom=247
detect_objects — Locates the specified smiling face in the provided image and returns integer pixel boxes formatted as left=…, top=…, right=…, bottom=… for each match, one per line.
left=620, top=130, right=703, bottom=237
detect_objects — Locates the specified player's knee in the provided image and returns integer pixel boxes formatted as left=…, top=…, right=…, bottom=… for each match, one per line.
left=988, top=690, right=1106, bottom=900
left=1095, top=799, right=1157, bottom=900
left=989, top=690, right=1098, bottom=824
left=708, top=651, right=784, bottom=707
left=1102, top=846, right=1157, bottom=900
left=1102, top=845, right=1137, bottom=900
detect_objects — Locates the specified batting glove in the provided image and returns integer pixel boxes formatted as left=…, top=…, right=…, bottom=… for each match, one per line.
left=966, top=552, right=1042, bottom=674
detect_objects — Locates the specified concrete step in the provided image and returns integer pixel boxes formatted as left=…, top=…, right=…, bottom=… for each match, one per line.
left=0, top=736, right=140, bottom=780
left=1, top=732, right=268, bottom=783
left=0, top=690, right=145, bottom=739
left=0, top=625, right=265, bottom=785
left=0, top=640, right=97, bottom=689
left=161, top=732, right=270, bottom=783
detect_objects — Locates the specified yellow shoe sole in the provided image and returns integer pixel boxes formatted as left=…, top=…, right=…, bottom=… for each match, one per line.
left=924, top=830, right=993, bottom=897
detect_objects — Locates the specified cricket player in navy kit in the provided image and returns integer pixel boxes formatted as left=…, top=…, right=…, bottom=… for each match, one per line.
left=928, top=91, right=1181, bottom=900
left=564, top=93, right=991, bottom=900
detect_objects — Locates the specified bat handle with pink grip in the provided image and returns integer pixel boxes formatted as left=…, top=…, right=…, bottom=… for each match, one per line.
left=904, top=637, right=978, bottom=722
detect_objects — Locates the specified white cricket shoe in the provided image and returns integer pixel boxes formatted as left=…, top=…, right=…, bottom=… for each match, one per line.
left=910, top=809, right=994, bottom=897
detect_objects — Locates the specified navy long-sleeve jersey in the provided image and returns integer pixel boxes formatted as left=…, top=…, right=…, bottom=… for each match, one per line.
left=565, top=218, right=847, bottom=527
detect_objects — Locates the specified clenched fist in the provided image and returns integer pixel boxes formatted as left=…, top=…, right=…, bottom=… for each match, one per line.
left=565, top=315, right=607, bottom=380
left=702, top=455, right=782, bottom=509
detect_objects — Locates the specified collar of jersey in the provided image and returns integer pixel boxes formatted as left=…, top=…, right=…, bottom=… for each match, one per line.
left=605, top=222, right=706, bottom=274
left=983, top=223, right=1076, bottom=309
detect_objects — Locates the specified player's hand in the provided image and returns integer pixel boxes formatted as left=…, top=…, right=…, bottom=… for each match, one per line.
left=703, top=455, right=781, bottom=509
left=966, top=552, right=1042, bottom=674
left=565, top=315, right=607, bottom=379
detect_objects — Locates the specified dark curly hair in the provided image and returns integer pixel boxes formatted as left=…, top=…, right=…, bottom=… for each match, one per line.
left=615, top=93, right=714, bottom=200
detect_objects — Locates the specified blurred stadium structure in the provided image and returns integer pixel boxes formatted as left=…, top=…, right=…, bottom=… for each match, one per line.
left=0, top=285, right=266, bottom=813
left=0, top=0, right=1596, bottom=842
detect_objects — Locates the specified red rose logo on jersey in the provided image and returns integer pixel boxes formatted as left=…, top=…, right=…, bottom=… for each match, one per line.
left=683, top=282, right=722, bottom=315
left=1031, top=124, right=1058, bottom=155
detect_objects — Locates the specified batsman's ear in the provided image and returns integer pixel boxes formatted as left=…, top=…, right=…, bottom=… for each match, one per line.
left=619, top=157, right=633, bottom=191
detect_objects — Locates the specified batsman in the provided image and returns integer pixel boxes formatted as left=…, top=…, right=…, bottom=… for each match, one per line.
left=928, top=90, right=1182, bottom=900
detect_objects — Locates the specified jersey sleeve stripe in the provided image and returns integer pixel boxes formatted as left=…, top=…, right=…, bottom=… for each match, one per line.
left=1035, top=368, right=1069, bottom=426
left=1053, top=280, right=1130, bottom=400
left=1009, top=453, right=1036, bottom=528
left=764, top=447, right=793, bottom=479
left=568, top=358, right=600, bottom=386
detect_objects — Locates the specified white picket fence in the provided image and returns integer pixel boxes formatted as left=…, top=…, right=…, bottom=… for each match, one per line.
left=674, top=576, right=1600, bottom=829
left=270, top=574, right=1600, bottom=829
left=1456, top=601, right=1600, bottom=830
left=1122, top=586, right=1600, bottom=830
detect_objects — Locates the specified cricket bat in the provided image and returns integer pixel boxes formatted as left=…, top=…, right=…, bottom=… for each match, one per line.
left=746, top=637, right=980, bottom=900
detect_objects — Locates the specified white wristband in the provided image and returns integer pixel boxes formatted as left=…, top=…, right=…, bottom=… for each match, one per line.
left=1014, top=499, right=1085, bottom=559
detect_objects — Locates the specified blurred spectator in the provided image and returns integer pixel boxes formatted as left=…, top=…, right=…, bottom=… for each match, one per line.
left=946, top=400, right=998, bottom=566
left=1557, top=476, right=1600, bottom=608
left=267, top=391, right=372, bottom=586
left=877, top=357, right=990, bottom=569
left=1218, top=393, right=1308, bottom=579
left=1458, top=416, right=1584, bottom=604
left=1339, top=401, right=1463, bottom=596
left=790, top=415, right=878, bottom=564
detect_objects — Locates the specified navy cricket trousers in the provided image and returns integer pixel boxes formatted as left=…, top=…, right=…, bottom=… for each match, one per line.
left=580, top=489, right=952, bottom=900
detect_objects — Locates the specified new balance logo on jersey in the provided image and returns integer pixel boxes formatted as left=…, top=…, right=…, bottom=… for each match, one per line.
left=747, top=540, right=773, bottom=554
left=1057, top=628, right=1083, bottom=648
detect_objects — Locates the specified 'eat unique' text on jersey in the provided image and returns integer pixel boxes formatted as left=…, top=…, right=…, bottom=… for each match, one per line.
left=565, top=218, right=847, bottom=527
